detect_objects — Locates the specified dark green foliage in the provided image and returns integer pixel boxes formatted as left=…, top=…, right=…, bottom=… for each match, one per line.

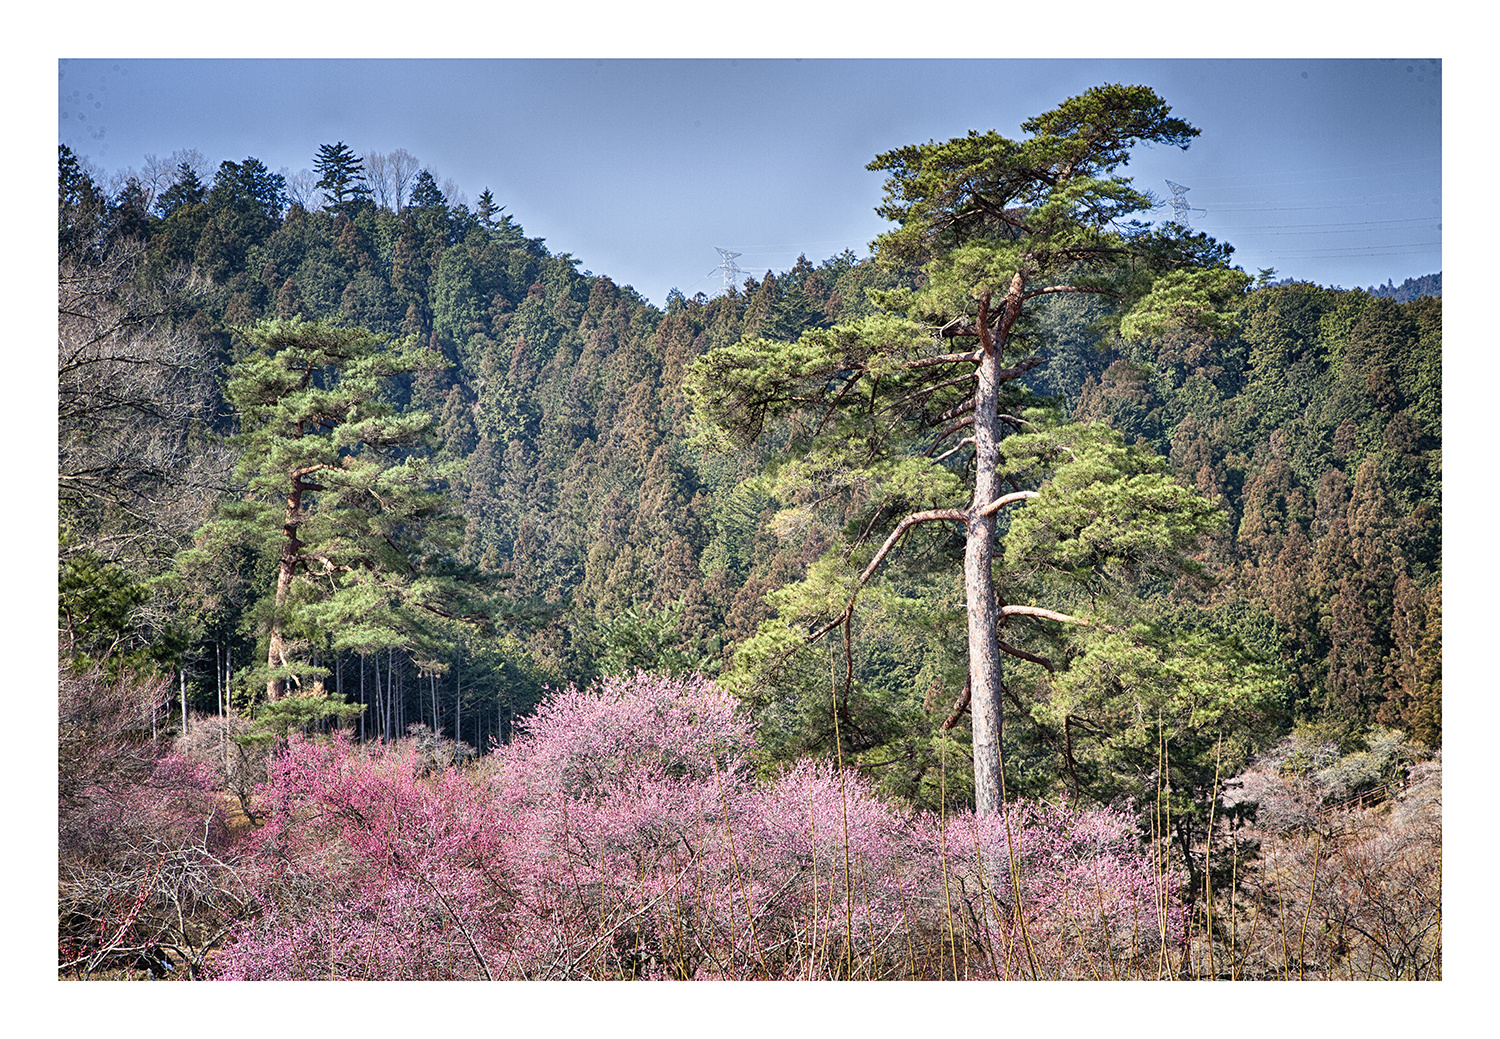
left=408, top=169, right=447, bottom=211
left=155, top=162, right=207, bottom=219
left=1045, top=279, right=1441, bottom=744
left=239, top=693, right=365, bottom=745
left=59, top=551, right=185, bottom=677
left=59, top=126, right=1439, bottom=805
left=186, top=318, right=497, bottom=706
left=314, top=142, right=372, bottom=218
left=58, top=145, right=112, bottom=260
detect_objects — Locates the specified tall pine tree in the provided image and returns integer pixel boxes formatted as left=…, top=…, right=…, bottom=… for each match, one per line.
left=688, top=84, right=1250, bottom=814
left=191, top=318, right=492, bottom=704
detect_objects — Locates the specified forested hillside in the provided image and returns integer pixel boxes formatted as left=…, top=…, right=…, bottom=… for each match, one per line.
left=57, top=106, right=1441, bottom=980
left=58, top=138, right=1439, bottom=767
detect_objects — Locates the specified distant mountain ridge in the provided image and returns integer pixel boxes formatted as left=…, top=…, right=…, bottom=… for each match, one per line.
left=1267, top=272, right=1440, bottom=301
left=1364, top=273, right=1441, bottom=301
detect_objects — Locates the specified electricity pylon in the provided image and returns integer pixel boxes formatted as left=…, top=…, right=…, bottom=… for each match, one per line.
left=1165, top=181, right=1207, bottom=228
left=709, top=247, right=746, bottom=294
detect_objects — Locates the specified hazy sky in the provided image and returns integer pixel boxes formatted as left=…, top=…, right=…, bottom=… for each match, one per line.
left=58, top=57, right=1442, bottom=306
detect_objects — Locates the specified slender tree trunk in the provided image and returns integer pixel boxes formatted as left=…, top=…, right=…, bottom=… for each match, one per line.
left=268, top=468, right=321, bottom=701
left=374, top=652, right=383, bottom=741
left=966, top=298, right=1006, bottom=816
left=267, top=551, right=296, bottom=702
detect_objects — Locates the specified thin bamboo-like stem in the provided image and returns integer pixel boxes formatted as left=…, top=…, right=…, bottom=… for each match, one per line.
left=1155, top=712, right=1174, bottom=979
left=806, top=785, right=820, bottom=980
left=828, top=638, right=855, bottom=979
left=1091, top=856, right=1120, bottom=980
left=997, top=753, right=1039, bottom=979
left=715, top=766, right=766, bottom=976
left=1229, top=818, right=1239, bottom=979
left=1297, top=828, right=1322, bottom=981
left=1198, top=733, right=1223, bottom=979
left=938, top=733, right=959, bottom=980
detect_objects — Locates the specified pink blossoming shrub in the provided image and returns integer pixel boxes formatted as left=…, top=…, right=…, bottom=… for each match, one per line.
left=214, top=672, right=1182, bottom=979
left=739, top=759, right=923, bottom=976
left=915, top=800, right=1187, bottom=979
left=211, top=733, right=528, bottom=980
left=494, top=671, right=758, bottom=798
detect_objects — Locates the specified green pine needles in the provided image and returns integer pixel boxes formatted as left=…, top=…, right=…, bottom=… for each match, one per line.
left=688, top=84, right=1252, bottom=815
left=190, top=318, right=490, bottom=710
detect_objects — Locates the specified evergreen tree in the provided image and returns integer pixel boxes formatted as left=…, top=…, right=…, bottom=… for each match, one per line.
left=476, top=188, right=504, bottom=229
left=58, top=145, right=110, bottom=260
left=155, top=162, right=207, bottom=219
left=206, top=157, right=287, bottom=235
left=314, top=142, right=372, bottom=218
left=408, top=169, right=447, bottom=211
left=688, top=84, right=1248, bottom=814
left=190, top=319, right=492, bottom=704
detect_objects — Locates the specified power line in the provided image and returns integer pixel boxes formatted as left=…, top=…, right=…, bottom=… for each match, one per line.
left=1260, top=241, right=1442, bottom=255
left=1207, top=191, right=1436, bottom=212
left=1185, top=158, right=1439, bottom=188
left=1222, top=216, right=1433, bottom=230
left=1223, top=226, right=1439, bottom=238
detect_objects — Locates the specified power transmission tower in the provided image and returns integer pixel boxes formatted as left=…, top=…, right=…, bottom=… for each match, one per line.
left=708, top=247, right=746, bottom=294
left=1165, top=181, right=1207, bottom=228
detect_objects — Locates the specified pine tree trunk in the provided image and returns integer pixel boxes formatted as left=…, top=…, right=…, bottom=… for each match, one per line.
left=966, top=298, right=1006, bottom=816
left=267, top=483, right=303, bottom=702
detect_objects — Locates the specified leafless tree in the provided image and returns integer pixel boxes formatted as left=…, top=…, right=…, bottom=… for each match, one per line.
left=58, top=240, right=235, bottom=570
left=441, top=177, right=469, bottom=211
left=175, top=712, right=271, bottom=824
left=58, top=662, right=252, bottom=978
left=137, top=148, right=211, bottom=205
left=366, top=148, right=420, bottom=212
left=279, top=166, right=322, bottom=213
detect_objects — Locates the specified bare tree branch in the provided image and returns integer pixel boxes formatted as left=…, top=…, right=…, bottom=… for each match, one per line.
left=978, top=490, right=1039, bottom=516
left=809, top=507, right=968, bottom=641
left=1000, top=604, right=1090, bottom=625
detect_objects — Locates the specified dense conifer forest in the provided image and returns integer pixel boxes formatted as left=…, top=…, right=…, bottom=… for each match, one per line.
left=56, top=87, right=1441, bottom=980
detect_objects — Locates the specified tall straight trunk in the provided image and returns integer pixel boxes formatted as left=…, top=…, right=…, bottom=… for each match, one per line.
left=966, top=297, right=1006, bottom=816
left=268, top=467, right=318, bottom=701
left=964, top=285, right=1033, bottom=816
left=267, top=518, right=299, bottom=702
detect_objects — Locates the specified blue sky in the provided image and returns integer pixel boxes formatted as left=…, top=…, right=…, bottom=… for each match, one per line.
left=58, top=57, right=1442, bottom=307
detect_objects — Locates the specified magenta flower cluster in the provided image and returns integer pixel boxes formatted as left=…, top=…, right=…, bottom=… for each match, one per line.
left=212, top=672, right=1180, bottom=979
